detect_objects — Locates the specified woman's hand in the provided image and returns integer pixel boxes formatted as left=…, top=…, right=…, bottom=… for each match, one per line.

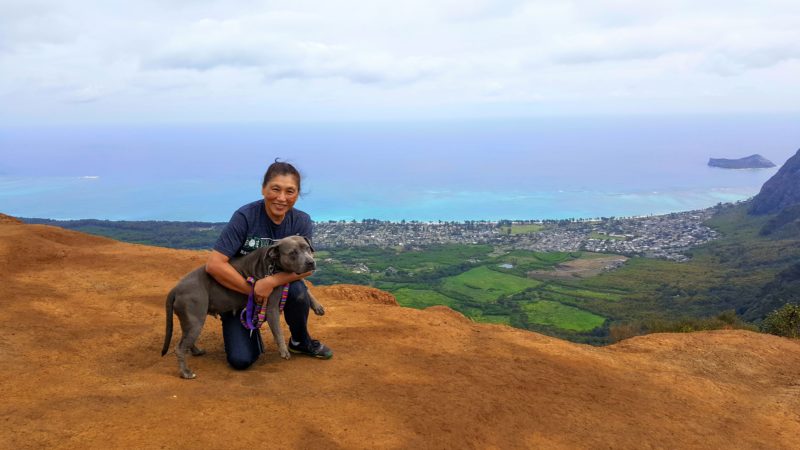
left=254, top=271, right=313, bottom=301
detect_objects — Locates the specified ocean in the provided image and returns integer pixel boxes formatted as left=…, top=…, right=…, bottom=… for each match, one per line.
left=1, top=114, right=798, bottom=222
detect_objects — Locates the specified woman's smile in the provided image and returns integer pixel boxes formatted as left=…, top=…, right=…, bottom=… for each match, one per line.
left=262, top=174, right=299, bottom=224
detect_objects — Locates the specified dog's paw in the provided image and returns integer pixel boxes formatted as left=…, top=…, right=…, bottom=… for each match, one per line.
left=279, top=348, right=291, bottom=360
left=313, top=304, right=325, bottom=316
left=180, top=370, right=197, bottom=380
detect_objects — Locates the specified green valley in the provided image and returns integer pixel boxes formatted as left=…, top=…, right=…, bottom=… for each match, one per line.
left=22, top=200, right=800, bottom=345
left=310, top=202, right=800, bottom=344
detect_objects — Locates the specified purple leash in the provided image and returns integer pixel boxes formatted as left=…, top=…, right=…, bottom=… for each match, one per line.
left=240, top=276, right=289, bottom=336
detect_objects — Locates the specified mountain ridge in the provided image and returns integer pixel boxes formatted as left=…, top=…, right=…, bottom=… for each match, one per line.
left=1, top=218, right=799, bottom=448
left=750, top=148, right=800, bottom=215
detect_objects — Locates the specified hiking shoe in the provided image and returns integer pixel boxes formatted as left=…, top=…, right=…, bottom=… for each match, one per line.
left=289, top=339, right=333, bottom=359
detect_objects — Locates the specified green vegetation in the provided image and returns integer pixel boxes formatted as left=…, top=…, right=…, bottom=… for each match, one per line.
left=472, top=314, right=512, bottom=325
left=22, top=218, right=225, bottom=250
left=522, top=301, right=606, bottom=331
left=491, top=250, right=577, bottom=276
left=761, top=304, right=800, bottom=338
left=310, top=245, right=613, bottom=340
left=393, top=288, right=457, bottom=309
left=439, top=266, right=542, bottom=303
left=312, top=244, right=492, bottom=286
left=608, top=310, right=757, bottom=342
left=382, top=202, right=800, bottom=344
left=542, top=284, right=624, bottom=302
left=499, top=224, right=544, bottom=235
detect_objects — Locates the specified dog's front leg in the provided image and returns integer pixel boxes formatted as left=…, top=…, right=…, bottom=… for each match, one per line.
left=308, top=290, right=325, bottom=316
left=265, top=286, right=290, bottom=359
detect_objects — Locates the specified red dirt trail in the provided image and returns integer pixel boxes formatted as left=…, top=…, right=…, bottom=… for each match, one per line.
left=1, top=217, right=799, bottom=449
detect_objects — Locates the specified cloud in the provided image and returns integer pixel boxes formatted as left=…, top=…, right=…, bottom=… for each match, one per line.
left=433, top=0, right=527, bottom=22
left=0, top=0, right=799, bottom=124
left=539, top=11, right=800, bottom=80
left=144, top=19, right=440, bottom=86
left=700, top=41, right=800, bottom=76
left=62, top=85, right=105, bottom=103
left=0, top=1, right=78, bottom=50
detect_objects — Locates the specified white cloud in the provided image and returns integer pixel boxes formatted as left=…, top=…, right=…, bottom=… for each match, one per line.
left=0, top=0, right=799, bottom=124
left=144, top=20, right=442, bottom=86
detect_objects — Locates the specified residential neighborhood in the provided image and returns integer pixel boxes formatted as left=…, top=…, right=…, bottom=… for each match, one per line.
left=314, top=207, right=722, bottom=261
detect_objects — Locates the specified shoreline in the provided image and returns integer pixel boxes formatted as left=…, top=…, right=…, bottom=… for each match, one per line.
left=16, top=204, right=732, bottom=261
left=15, top=200, right=744, bottom=225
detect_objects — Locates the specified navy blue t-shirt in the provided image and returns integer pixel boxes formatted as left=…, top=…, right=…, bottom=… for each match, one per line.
left=213, top=200, right=313, bottom=257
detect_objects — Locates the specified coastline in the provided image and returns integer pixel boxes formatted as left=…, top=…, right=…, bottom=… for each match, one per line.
left=2, top=115, right=793, bottom=222
left=1, top=174, right=764, bottom=223
left=18, top=202, right=730, bottom=261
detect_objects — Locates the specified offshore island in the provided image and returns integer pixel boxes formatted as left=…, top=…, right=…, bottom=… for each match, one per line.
left=708, top=153, right=775, bottom=169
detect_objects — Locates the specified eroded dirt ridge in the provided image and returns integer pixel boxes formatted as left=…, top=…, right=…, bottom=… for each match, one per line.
left=1, top=218, right=799, bottom=449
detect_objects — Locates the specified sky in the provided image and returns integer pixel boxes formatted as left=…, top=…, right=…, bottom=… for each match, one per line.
left=1, top=0, right=799, bottom=125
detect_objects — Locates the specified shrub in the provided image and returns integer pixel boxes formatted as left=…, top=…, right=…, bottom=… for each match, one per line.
left=609, top=310, right=756, bottom=343
left=609, top=323, right=643, bottom=342
left=761, top=303, right=800, bottom=338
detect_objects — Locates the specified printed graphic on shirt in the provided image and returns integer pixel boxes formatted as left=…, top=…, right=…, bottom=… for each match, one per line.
left=239, top=236, right=276, bottom=256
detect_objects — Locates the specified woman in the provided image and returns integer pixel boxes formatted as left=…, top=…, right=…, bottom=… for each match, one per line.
left=205, top=160, right=333, bottom=370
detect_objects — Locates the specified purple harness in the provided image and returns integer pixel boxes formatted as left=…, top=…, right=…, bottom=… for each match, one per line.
left=239, top=276, right=289, bottom=335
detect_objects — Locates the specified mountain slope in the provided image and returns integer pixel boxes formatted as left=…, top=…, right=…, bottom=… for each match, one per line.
left=750, top=148, right=800, bottom=215
left=1, top=219, right=799, bottom=449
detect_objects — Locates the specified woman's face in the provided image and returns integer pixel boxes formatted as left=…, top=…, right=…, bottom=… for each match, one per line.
left=262, top=174, right=300, bottom=223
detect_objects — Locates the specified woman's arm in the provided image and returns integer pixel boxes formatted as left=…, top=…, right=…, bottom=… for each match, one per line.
left=205, top=250, right=310, bottom=300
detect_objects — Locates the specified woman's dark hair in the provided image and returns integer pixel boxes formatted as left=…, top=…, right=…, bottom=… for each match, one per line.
left=262, top=159, right=302, bottom=192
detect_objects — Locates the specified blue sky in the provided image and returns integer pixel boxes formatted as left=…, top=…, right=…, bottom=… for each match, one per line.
left=1, top=0, right=799, bottom=125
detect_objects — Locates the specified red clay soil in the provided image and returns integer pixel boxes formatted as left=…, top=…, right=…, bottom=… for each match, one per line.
left=1, top=220, right=799, bottom=449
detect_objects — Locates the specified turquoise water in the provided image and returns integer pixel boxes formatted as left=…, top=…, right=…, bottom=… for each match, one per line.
left=1, top=116, right=796, bottom=221
left=0, top=175, right=768, bottom=221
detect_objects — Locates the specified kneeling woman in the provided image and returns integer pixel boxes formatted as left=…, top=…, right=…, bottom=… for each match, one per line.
left=205, top=160, right=333, bottom=369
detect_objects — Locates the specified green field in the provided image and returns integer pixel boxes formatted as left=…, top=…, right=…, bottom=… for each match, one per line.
left=328, top=244, right=492, bottom=272
left=386, top=204, right=800, bottom=341
left=490, top=250, right=577, bottom=276
left=439, top=266, right=542, bottom=303
left=500, top=224, right=544, bottom=235
left=522, top=301, right=606, bottom=331
left=542, top=284, right=625, bottom=302
left=319, top=247, right=648, bottom=340
left=311, top=244, right=493, bottom=286
left=472, top=314, right=512, bottom=325
left=393, top=288, right=458, bottom=309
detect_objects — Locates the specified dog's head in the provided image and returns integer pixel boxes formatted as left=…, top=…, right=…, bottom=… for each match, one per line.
left=266, top=235, right=316, bottom=274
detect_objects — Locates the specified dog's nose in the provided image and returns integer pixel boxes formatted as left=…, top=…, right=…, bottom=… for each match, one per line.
left=305, top=260, right=316, bottom=271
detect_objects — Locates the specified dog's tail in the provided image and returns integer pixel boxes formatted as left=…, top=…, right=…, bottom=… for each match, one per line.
left=161, top=289, right=177, bottom=356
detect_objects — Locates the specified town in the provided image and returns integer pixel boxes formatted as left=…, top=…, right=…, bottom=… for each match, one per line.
left=314, top=206, right=726, bottom=261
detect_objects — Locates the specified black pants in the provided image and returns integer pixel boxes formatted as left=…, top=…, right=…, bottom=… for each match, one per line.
left=221, top=280, right=311, bottom=370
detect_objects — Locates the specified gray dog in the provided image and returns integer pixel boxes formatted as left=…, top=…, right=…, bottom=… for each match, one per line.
left=161, top=235, right=324, bottom=379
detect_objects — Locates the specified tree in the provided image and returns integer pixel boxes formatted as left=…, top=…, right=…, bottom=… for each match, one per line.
left=761, top=303, right=800, bottom=338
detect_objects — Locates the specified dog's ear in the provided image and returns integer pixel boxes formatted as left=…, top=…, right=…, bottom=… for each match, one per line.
left=266, top=240, right=281, bottom=261
left=302, top=236, right=315, bottom=252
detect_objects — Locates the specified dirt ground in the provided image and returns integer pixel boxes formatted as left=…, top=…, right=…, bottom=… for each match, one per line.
left=528, top=254, right=629, bottom=279
left=1, top=217, right=799, bottom=449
